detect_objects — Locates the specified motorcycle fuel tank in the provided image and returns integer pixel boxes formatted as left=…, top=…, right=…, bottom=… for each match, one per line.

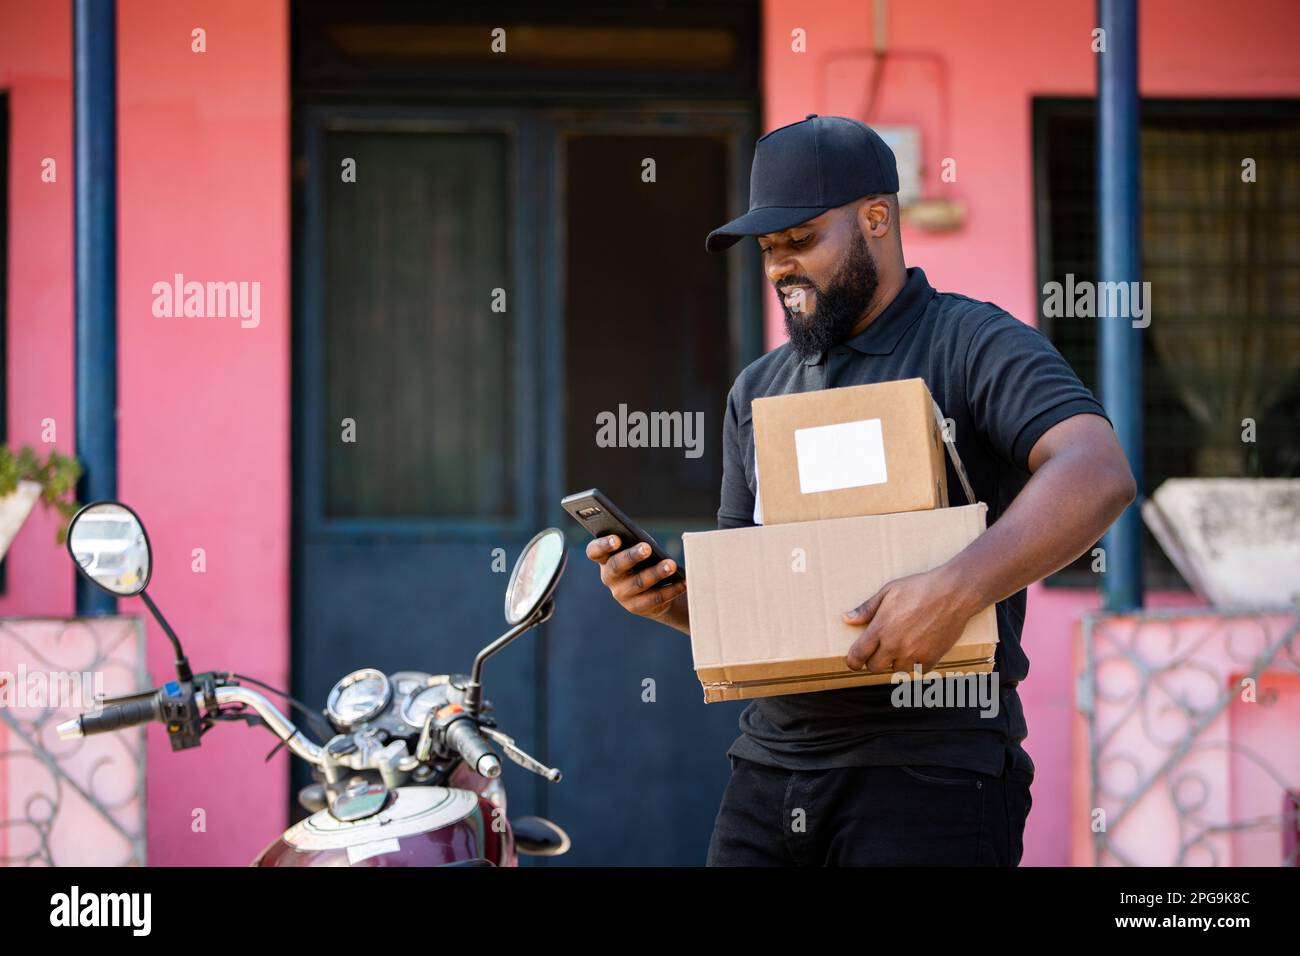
left=252, top=785, right=512, bottom=867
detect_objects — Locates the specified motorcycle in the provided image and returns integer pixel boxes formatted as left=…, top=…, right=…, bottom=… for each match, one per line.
left=57, top=500, right=572, bottom=866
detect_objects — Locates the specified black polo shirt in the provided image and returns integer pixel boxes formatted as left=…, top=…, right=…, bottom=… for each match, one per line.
left=716, top=266, right=1108, bottom=776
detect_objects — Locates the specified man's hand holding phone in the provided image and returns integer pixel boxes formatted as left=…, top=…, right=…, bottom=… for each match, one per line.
left=585, top=535, right=690, bottom=635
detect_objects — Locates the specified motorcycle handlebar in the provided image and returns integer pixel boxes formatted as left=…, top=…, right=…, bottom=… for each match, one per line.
left=212, top=684, right=326, bottom=765
left=444, top=717, right=501, bottom=779
left=59, top=695, right=161, bottom=738
left=58, top=684, right=326, bottom=767
left=57, top=682, right=502, bottom=780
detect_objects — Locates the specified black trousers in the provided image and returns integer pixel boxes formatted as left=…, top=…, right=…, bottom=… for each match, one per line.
left=706, top=747, right=1034, bottom=866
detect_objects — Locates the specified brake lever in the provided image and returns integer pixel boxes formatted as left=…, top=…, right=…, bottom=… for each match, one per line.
left=211, top=709, right=268, bottom=729
left=97, top=689, right=159, bottom=707
left=479, top=726, right=562, bottom=782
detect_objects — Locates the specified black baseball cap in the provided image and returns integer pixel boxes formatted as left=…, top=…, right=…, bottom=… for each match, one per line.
left=705, top=113, right=899, bottom=252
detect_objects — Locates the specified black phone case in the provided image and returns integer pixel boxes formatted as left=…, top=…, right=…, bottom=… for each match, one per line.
left=560, top=489, right=685, bottom=585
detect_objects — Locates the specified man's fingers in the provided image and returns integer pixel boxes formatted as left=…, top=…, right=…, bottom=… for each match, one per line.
left=613, top=559, right=678, bottom=600
left=862, top=642, right=898, bottom=675
left=625, top=579, right=686, bottom=616
left=843, top=587, right=886, bottom=626
left=849, top=628, right=896, bottom=674
left=606, top=542, right=653, bottom=577
left=845, top=631, right=879, bottom=671
left=585, top=532, right=686, bottom=620
left=598, top=543, right=648, bottom=586
left=585, top=534, right=622, bottom=564
left=844, top=590, right=890, bottom=670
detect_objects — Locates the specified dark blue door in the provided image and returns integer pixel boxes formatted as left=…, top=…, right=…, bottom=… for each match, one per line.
left=294, top=105, right=760, bottom=864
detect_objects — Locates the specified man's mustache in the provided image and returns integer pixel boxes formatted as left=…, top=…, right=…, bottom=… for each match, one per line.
left=775, top=277, right=818, bottom=295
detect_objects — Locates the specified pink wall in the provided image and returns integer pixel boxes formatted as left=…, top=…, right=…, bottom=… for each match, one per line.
left=760, top=0, right=1300, bottom=864
left=0, top=0, right=76, bottom=871
left=0, top=0, right=75, bottom=616
left=1, top=0, right=290, bottom=865
left=3, top=0, right=1297, bottom=868
left=116, top=0, right=290, bottom=867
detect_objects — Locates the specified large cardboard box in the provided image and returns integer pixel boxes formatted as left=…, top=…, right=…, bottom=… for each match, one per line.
left=753, top=378, right=953, bottom=525
left=682, top=504, right=998, bottom=703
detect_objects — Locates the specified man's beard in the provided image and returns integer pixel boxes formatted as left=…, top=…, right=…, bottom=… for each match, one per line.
left=778, top=229, right=879, bottom=361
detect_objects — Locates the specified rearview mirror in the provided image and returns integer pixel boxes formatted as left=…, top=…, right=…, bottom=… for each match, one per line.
left=504, top=528, right=567, bottom=625
left=66, top=501, right=152, bottom=597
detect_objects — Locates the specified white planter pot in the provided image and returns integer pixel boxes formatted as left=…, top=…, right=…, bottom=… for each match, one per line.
left=1142, top=478, right=1300, bottom=607
left=0, top=480, right=43, bottom=563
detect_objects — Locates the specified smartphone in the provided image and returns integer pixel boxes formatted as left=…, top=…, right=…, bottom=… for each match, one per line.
left=560, top=488, right=685, bottom=585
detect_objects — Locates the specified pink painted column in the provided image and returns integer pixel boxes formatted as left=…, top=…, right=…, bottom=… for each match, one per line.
left=114, top=0, right=291, bottom=865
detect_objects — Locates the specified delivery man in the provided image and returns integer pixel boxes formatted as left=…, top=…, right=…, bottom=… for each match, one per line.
left=586, top=114, right=1136, bottom=866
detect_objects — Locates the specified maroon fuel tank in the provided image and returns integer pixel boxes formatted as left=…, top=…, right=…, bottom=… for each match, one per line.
left=252, top=783, right=514, bottom=867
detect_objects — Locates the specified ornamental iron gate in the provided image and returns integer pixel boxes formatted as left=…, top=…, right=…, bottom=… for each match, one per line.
left=1079, top=607, right=1300, bottom=866
left=0, top=616, right=147, bottom=866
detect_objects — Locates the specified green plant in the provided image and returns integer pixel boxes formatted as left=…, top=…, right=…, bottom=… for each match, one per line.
left=0, top=445, right=83, bottom=544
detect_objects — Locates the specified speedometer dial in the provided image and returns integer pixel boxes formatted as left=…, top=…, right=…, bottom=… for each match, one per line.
left=401, top=685, right=449, bottom=729
left=325, top=668, right=392, bottom=730
left=389, top=671, right=433, bottom=698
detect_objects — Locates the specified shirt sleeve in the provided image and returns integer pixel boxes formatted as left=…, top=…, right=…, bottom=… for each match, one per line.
left=965, top=311, right=1111, bottom=472
left=717, top=381, right=758, bottom=530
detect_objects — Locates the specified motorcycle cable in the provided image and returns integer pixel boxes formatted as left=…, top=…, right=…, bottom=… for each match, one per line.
left=204, top=702, right=309, bottom=763
left=223, top=671, right=335, bottom=741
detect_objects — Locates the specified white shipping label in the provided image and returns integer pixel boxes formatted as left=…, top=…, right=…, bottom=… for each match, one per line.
left=346, top=838, right=402, bottom=865
left=794, top=418, right=888, bottom=494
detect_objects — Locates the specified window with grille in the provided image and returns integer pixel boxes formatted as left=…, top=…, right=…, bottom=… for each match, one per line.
left=322, top=128, right=514, bottom=521
left=1034, top=98, right=1300, bottom=587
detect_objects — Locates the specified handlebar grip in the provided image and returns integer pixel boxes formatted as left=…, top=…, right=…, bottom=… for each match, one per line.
left=79, top=695, right=163, bottom=735
left=445, top=718, right=500, bottom=779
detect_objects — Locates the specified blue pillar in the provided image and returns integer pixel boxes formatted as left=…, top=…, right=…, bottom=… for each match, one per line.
left=1097, top=0, right=1144, bottom=611
left=73, top=0, right=118, bottom=616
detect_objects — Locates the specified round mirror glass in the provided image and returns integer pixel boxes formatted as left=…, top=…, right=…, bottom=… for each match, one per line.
left=66, top=501, right=152, bottom=597
left=504, top=528, right=567, bottom=625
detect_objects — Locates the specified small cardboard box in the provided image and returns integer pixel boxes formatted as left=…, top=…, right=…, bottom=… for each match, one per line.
left=682, top=504, right=998, bottom=703
left=753, top=378, right=951, bottom=525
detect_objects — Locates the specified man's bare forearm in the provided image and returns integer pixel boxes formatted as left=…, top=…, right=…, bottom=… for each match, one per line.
left=939, top=426, right=1135, bottom=618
